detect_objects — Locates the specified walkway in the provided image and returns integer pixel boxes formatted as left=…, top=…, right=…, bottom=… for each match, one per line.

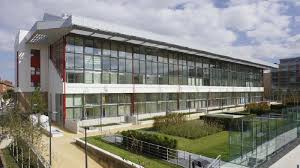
left=42, top=123, right=153, bottom=168
left=269, top=144, right=300, bottom=168
left=43, top=131, right=102, bottom=168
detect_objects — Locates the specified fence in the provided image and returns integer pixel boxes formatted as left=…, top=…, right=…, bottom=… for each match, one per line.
left=228, top=106, right=300, bottom=167
left=103, top=135, right=220, bottom=168
left=8, top=139, right=50, bottom=168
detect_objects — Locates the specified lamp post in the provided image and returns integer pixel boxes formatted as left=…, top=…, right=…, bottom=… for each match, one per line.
left=81, top=116, right=88, bottom=168
left=49, top=110, right=52, bottom=166
left=48, top=111, right=57, bottom=166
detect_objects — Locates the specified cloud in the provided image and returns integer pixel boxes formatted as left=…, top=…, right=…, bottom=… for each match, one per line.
left=0, top=0, right=299, bottom=63
left=0, top=28, right=15, bottom=52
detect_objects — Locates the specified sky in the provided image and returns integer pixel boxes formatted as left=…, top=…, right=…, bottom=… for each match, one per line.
left=0, top=0, right=300, bottom=83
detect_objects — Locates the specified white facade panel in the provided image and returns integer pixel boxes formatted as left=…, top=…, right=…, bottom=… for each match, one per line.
left=65, top=83, right=263, bottom=94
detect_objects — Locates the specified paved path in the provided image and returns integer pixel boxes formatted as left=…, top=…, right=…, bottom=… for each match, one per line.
left=43, top=131, right=102, bottom=168
left=42, top=123, right=153, bottom=168
left=269, top=144, right=300, bottom=168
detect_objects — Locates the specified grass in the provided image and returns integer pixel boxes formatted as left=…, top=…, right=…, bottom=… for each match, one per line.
left=86, top=136, right=180, bottom=168
left=1, top=148, right=19, bottom=168
left=140, top=129, right=230, bottom=161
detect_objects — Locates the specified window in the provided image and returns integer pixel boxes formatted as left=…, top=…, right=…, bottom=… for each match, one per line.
left=93, top=72, right=101, bottom=83
left=126, top=59, right=132, bottom=73
left=103, top=41, right=110, bottom=56
left=111, top=42, right=118, bottom=57
left=66, top=36, right=75, bottom=53
left=74, top=95, right=82, bottom=106
left=74, top=54, right=83, bottom=69
left=94, top=56, right=101, bottom=70
left=84, top=39, right=93, bottom=54
left=66, top=95, right=73, bottom=107
left=85, top=94, right=100, bottom=106
left=111, top=58, right=118, bottom=71
left=119, top=59, right=126, bottom=72
left=94, top=40, right=101, bottom=55
left=66, top=53, right=74, bottom=69
left=102, top=56, right=110, bottom=71
left=119, top=44, right=126, bottom=58
left=74, top=37, right=83, bottom=53
left=85, top=71, right=93, bottom=83
left=85, top=55, right=93, bottom=70
left=67, top=70, right=84, bottom=83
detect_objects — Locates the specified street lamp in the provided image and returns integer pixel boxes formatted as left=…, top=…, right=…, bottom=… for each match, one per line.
left=48, top=111, right=58, bottom=166
left=81, top=116, right=88, bottom=168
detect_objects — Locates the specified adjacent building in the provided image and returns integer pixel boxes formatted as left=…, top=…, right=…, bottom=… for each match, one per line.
left=0, top=80, right=13, bottom=95
left=14, top=13, right=276, bottom=131
left=271, top=57, right=300, bottom=101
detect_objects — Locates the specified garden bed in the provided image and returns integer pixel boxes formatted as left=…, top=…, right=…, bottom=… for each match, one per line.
left=140, top=130, right=230, bottom=161
left=152, top=120, right=223, bottom=139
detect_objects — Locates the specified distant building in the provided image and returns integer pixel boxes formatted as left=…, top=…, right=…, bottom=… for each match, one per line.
left=263, top=70, right=272, bottom=100
left=15, top=13, right=276, bottom=131
left=272, top=57, right=300, bottom=101
left=0, top=79, right=13, bottom=95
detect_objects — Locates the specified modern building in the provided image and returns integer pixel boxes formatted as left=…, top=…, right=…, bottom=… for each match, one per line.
left=263, top=70, right=272, bottom=100
left=271, top=57, right=300, bottom=101
left=14, top=13, right=276, bottom=131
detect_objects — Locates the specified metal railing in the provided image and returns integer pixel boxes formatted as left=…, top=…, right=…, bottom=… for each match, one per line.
left=103, top=134, right=220, bottom=168
left=9, top=139, right=50, bottom=168
left=207, top=155, right=221, bottom=168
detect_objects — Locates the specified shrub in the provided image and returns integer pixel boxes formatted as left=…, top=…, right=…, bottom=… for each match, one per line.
left=121, top=130, right=177, bottom=149
left=153, top=113, right=185, bottom=131
left=245, top=102, right=270, bottom=115
left=158, top=120, right=224, bottom=139
left=121, top=130, right=177, bottom=160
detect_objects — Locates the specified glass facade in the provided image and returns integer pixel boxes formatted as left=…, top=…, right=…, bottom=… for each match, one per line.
left=49, top=34, right=264, bottom=121
left=65, top=92, right=262, bottom=120
left=65, top=34, right=263, bottom=87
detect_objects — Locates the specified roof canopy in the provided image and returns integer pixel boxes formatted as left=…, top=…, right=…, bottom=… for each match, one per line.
left=23, top=13, right=278, bottom=69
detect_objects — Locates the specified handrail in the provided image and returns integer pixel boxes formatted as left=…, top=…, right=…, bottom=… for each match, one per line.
left=207, top=155, right=221, bottom=168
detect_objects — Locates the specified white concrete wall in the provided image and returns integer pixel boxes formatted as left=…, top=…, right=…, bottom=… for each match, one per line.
left=48, top=60, right=64, bottom=118
left=66, top=83, right=264, bottom=94
left=14, top=30, right=49, bottom=93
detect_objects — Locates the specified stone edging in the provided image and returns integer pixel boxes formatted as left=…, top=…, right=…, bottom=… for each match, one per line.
left=75, top=138, right=144, bottom=168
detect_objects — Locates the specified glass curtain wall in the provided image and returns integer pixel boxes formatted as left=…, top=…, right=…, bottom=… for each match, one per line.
left=64, top=92, right=262, bottom=120
left=64, top=34, right=263, bottom=87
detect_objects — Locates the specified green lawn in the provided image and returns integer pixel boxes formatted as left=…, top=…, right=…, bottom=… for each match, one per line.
left=86, top=136, right=180, bottom=168
left=1, top=148, right=19, bottom=168
left=140, top=130, right=230, bottom=161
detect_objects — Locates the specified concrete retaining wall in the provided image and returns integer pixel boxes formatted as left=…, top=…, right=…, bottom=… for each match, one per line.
left=65, top=119, right=79, bottom=133
left=75, top=138, right=143, bottom=168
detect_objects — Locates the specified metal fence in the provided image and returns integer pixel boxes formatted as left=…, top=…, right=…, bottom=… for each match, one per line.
left=8, top=139, right=50, bottom=168
left=103, top=135, right=220, bottom=168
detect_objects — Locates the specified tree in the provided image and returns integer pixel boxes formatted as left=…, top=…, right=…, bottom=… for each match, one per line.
left=3, top=107, right=48, bottom=168
left=2, top=89, right=14, bottom=103
left=31, top=87, right=46, bottom=115
left=30, top=87, right=47, bottom=129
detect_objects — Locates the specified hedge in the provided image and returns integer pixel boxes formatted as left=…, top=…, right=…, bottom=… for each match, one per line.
left=121, top=130, right=177, bottom=160
left=245, top=102, right=270, bottom=115
left=121, top=130, right=177, bottom=149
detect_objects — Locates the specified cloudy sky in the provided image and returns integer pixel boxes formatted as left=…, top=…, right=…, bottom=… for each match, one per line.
left=0, top=0, right=300, bottom=83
